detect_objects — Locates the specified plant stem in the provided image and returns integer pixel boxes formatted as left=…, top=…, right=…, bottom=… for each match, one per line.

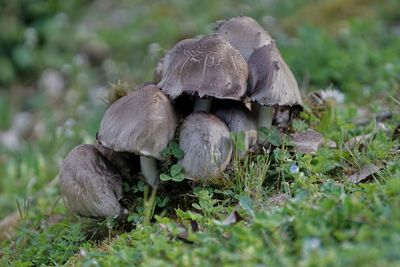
left=193, top=98, right=212, bottom=112
left=140, top=156, right=158, bottom=187
left=143, top=185, right=158, bottom=226
left=257, top=106, right=274, bottom=144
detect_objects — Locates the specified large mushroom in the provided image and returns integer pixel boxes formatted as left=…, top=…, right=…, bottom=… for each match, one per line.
left=214, top=102, right=257, bottom=158
left=178, top=112, right=232, bottom=182
left=97, top=84, right=177, bottom=187
left=216, top=15, right=272, bottom=61
left=157, top=34, right=248, bottom=112
left=248, top=42, right=302, bottom=132
left=59, top=144, right=123, bottom=218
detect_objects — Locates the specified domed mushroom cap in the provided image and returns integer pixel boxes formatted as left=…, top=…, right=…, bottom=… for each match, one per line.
left=97, top=84, right=177, bottom=160
left=214, top=103, right=257, bottom=157
left=154, top=38, right=198, bottom=84
left=178, top=112, right=232, bottom=181
left=59, top=144, right=123, bottom=218
left=216, top=16, right=272, bottom=61
left=158, top=34, right=248, bottom=101
left=248, top=42, right=302, bottom=107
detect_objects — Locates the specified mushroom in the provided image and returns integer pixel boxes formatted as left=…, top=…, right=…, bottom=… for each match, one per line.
left=216, top=16, right=301, bottom=136
left=157, top=34, right=248, bottom=112
left=59, top=144, right=123, bottom=218
left=97, top=84, right=177, bottom=187
left=248, top=42, right=302, bottom=140
left=216, top=16, right=272, bottom=61
left=214, top=102, right=257, bottom=158
left=178, top=112, right=232, bottom=182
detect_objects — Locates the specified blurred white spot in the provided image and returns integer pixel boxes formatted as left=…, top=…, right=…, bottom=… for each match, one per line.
left=12, top=112, right=34, bottom=137
left=318, top=88, right=345, bottom=103
left=64, top=118, right=75, bottom=128
left=74, top=54, right=89, bottom=66
left=39, top=69, right=66, bottom=103
left=80, top=248, right=87, bottom=257
left=89, top=86, right=107, bottom=106
left=0, top=131, right=20, bottom=150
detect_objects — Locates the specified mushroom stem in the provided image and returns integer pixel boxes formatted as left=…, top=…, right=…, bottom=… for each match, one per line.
left=257, top=106, right=274, bottom=144
left=193, top=98, right=212, bottom=112
left=140, top=156, right=159, bottom=187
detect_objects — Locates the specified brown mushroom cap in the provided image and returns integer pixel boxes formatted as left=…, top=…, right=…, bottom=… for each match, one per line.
left=97, top=84, right=177, bottom=160
left=59, top=144, right=123, bottom=218
left=216, top=16, right=272, bottom=61
left=158, top=34, right=248, bottom=101
left=248, top=43, right=302, bottom=107
left=214, top=103, right=257, bottom=157
left=178, top=112, right=232, bottom=181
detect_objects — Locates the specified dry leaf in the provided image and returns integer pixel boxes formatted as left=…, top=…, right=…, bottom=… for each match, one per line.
left=348, top=164, right=381, bottom=184
left=291, top=129, right=324, bottom=154
left=344, top=133, right=374, bottom=149
left=159, top=220, right=198, bottom=243
left=214, top=211, right=244, bottom=226
left=345, top=123, right=389, bottom=149
left=327, top=140, right=337, bottom=149
left=0, top=211, right=20, bottom=241
left=268, top=193, right=289, bottom=206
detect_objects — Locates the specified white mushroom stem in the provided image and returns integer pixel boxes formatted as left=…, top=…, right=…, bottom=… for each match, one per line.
left=140, top=156, right=158, bottom=187
left=193, top=98, right=212, bottom=112
left=257, top=106, right=274, bottom=144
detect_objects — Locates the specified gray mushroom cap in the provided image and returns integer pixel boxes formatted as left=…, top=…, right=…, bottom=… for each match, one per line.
left=215, top=103, right=257, bottom=157
left=216, top=16, right=272, bottom=61
left=248, top=42, right=302, bottom=107
left=154, top=38, right=198, bottom=84
left=158, top=34, right=248, bottom=101
left=59, top=144, right=123, bottom=218
left=178, top=112, right=232, bottom=181
left=97, top=84, right=177, bottom=160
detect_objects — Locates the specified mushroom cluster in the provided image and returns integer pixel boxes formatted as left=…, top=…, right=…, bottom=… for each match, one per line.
left=59, top=16, right=302, bottom=218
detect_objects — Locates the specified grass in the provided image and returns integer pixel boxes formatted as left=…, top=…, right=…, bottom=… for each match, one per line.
left=1, top=0, right=400, bottom=266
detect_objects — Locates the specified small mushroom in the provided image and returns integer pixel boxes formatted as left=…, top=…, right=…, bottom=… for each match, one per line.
left=216, top=16, right=272, bottom=61
left=59, top=144, right=123, bottom=218
left=97, top=84, right=177, bottom=187
left=178, top=112, right=232, bottom=182
left=158, top=34, right=248, bottom=112
left=248, top=42, right=302, bottom=141
left=214, top=102, right=257, bottom=158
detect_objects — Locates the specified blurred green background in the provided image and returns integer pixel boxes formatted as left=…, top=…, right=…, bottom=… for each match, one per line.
left=1, top=0, right=400, bottom=219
